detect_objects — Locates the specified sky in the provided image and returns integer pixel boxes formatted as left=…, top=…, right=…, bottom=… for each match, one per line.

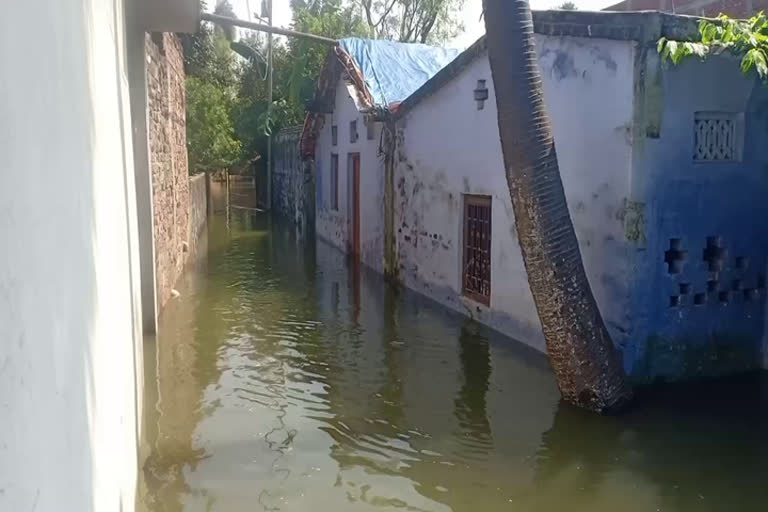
left=221, top=0, right=618, bottom=48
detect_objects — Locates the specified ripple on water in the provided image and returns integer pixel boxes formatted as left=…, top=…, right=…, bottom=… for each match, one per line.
left=141, top=211, right=768, bottom=512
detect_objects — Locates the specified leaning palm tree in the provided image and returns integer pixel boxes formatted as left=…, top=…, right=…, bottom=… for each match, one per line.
left=482, top=0, right=632, bottom=412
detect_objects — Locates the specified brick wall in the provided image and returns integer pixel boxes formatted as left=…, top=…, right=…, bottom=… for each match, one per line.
left=146, top=32, right=193, bottom=311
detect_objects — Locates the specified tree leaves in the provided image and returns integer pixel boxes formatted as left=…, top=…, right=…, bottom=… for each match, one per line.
left=659, top=11, right=768, bottom=82
left=186, top=77, right=242, bottom=172
left=743, top=47, right=768, bottom=78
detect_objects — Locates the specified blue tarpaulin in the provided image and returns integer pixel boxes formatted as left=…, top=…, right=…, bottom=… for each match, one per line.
left=339, top=38, right=461, bottom=108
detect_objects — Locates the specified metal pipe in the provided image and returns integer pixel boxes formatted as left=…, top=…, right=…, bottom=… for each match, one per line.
left=201, top=12, right=337, bottom=45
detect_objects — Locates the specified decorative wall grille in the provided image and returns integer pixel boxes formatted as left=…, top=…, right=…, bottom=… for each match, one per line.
left=463, top=195, right=492, bottom=306
left=693, top=112, right=742, bottom=162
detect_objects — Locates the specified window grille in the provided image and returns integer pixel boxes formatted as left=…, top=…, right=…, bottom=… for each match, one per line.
left=694, top=112, right=742, bottom=162
left=463, top=195, right=492, bottom=305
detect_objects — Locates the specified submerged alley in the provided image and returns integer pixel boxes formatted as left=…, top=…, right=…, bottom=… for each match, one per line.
left=140, top=200, right=767, bottom=511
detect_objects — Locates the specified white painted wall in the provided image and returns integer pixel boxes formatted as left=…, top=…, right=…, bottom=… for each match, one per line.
left=315, top=81, right=386, bottom=273
left=0, top=0, right=143, bottom=510
left=394, top=35, right=637, bottom=352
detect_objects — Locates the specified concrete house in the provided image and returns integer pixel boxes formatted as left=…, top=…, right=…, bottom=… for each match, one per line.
left=303, top=10, right=768, bottom=382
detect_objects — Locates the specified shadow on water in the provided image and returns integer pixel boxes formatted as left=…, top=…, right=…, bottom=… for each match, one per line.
left=140, top=205, right=768, bottom=512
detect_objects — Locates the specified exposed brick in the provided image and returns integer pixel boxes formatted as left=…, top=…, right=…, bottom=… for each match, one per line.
left=146, top=33, right=191, bottom=310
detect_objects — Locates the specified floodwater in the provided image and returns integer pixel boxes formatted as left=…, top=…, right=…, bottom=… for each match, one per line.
left=139, top=201, right=768, bottom=512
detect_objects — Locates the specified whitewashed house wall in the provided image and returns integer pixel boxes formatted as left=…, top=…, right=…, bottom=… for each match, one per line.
left=314, top=34, right=638, bottom=353
left=315, top=80, right=386, bottom=273
left=0, top=1, right=143, bottom=510
left=393, top=35, right=637, bottom=351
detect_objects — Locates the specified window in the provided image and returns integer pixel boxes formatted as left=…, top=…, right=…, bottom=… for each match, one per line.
left=332, top=125, right=338, bottom=146
left=350, top=120, right=359, bottom=143
left=462, top=195, right=492, bottom=305
left=366, top=117, right=375, bottom=140
left=693, top=111, right=743, bottom=162
left=330, top=153, right=339, bottom=210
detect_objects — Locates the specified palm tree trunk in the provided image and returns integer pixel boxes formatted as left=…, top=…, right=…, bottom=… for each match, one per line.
left=482, top=0, right=632, bottom=412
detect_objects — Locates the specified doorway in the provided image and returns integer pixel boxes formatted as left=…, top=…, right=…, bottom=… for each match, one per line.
left=347, top=153, right=361, bottom=260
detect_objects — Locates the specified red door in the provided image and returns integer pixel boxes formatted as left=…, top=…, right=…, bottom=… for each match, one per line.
left=348, top=153, right=361, bottom=260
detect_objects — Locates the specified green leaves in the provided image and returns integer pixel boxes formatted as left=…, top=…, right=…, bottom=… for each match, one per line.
left=658, top=11, right=768, bottom=82
left=658, top=38, right=709, bottom=65
left=186, top=77, right=242, bottom=172
left=182, top=0, right=374, bottom=173
left=743, top=47, right=768, bottom=78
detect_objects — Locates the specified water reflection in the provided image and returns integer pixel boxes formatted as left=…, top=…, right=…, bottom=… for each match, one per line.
left=140, top=208, right=768, bottom=512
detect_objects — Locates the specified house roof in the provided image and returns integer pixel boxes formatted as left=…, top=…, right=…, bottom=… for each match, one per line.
left=300, top=37, right=460, bottom=156
left=338, top=38, right=461, bottom=108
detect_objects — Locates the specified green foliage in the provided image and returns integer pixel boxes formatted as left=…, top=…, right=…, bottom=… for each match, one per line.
left=181, top=0, right=467, bottom=174
left=288, top=1, right=369, bottom=107
left=214, top=0, right=237, bottom=41
left=658, top=12, right=768, bottom=80
left=181, top=1, right=242, bottom=173
left=186, top=77, right=242, bottom=172
left=231, top=1, right=369, bottom=167
left=556, top=1, right=577, bottom=10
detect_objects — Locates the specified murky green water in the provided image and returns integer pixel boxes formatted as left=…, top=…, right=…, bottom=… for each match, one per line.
left=139, top=205, right=768, bottom=512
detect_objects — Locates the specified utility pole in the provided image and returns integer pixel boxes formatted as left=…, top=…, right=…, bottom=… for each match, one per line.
left=266, top=0, right=273, bottom=211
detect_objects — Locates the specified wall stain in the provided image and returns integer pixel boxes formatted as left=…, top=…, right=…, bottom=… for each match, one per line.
left=623, top=199, right=646, bottom=245
left=590, top=46, right=618, bottom=73
left=551, top=50, right=577, bottom=81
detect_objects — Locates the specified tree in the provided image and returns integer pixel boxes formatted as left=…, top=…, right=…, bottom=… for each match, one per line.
left=482, top=0, right=633, bottom=412
left=181, top=19, right=239, bottom=89
left=287, top=0, right=369, bottom=107
left=180, top=1, right=243, bottom=173
left=228, top=1, right=368, bottom=174
left=556, top=1, right=577, bottom=10
left=356, top=0, right=466, bottom=44
left=186, top=77, right=242, bottom=172
left=658, top=12, right=768, bottom=81
left=214, top=0, right=238, bottom=41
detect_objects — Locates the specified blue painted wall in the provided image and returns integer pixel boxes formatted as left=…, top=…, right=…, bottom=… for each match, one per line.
left=625, top=56, right=768, bottom=381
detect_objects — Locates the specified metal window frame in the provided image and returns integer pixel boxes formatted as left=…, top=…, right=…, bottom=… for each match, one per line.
left=462, top=194, right=492, bottom=306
